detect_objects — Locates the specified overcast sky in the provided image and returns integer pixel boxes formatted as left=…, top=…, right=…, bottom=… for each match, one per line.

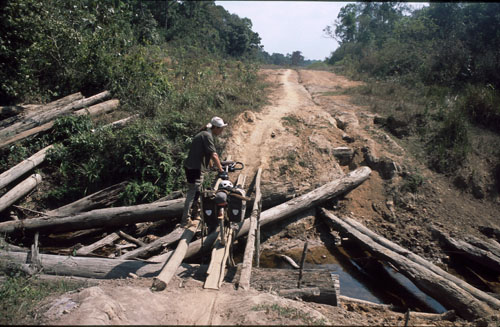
left=215, top=1, right=428, bottom=61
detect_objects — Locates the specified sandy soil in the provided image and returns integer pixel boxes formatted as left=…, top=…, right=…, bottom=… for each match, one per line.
left=39, top=69, right=500, bottom=326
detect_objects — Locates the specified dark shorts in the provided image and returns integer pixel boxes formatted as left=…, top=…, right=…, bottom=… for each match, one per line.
left=184, top=167, right=201, bottom=184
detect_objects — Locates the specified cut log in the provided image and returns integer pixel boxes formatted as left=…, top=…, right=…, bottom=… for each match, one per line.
left=0, top=91, right=108, bottom=140
left=239, top=168, right=262, bottom=289
left=151, top=220, right=200, bottom=291
left=320, top=209, right=494, bottom=321
left=151, top=167, right=372, bottom=263
left=465, top=234, right=500, bottom=258
left=0, top=145, right=53, bottom=190
left=118, top=227, right=184, bottom=260
left=74, top=98, right=118, bottom=117
left=0, top=174, right=42, bottom=213
left=343, top=217, right=500, bottom=311
left=76, top=232, right=120, bottom=256
left=44, top=181, right=128, bottom=216
left=432, top=227, right=500, bottom=274
left=0, top=121, right=55, bottom=149
left=0, top=198, right=184, bottom=234
left=0, top=250, right=164, bottom=279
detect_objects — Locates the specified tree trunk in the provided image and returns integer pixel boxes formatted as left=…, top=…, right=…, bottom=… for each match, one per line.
left=0, top=174, right=42, bottom=213
left=0, top=198, right=184, bottom=234
left=44, top=181, right=128, bottom=216
left=0, top=250, right=163, bottom=279
left=344, top=217, right=500, bottom=311
left=0, top=91, right=107, bottom=140
left=152, top=220, right=200, bottom=291
left=239, top=168, right=262, bottom=290
left=151, top=167, right=371, bottom=263
left=432, top=226, right=500, bottom=274
left=0, top=121, right=55, bottom=149
left=0, top=145, right=53, bottom=190
left=0, top=105, right=25, bottom=120
left=320, top=209, right=494, bottom=321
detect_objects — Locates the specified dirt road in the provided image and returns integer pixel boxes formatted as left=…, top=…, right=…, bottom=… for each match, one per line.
left=40, top=69, right=499, bottom=326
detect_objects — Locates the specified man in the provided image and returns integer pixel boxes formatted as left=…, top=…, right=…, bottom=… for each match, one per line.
left=180, top=116, right=227, bottom=227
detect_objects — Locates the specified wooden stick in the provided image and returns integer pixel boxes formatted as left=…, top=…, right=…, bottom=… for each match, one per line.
left=239, top=168, right=262, bottom=290
left=0, top=145, right=53, bottom=190
left=117, top=230, right=146, bottom=247
left=151, top=220, right=200, bottom=291
left=204, top=226, right=233, bottom=290
left=0, top=174, right=42, bottom=213
left=297, top=241, right=309, bottom=288
left=281, top=255, right=300, bottom=269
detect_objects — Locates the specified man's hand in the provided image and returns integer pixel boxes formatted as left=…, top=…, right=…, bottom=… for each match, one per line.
left=218, top=171, right=229, bottom=180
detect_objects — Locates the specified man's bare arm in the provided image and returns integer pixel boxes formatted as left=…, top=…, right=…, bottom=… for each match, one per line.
left=211, top=152, right=224, bottom=172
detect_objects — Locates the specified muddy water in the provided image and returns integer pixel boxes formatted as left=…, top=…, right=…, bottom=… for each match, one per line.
left=258, top=243, right=447, bottom=313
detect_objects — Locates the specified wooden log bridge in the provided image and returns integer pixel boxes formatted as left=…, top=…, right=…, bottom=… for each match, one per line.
left=320, top=209, right=497, bottom=321
left=152, top=167, right=372, bottom=263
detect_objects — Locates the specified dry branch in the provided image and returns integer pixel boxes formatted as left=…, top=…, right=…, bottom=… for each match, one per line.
left=0, top=145, right=53, bottom=190
left=320, top=209, right=494, bottom=321
left=0, top=174, right=42, bottom=213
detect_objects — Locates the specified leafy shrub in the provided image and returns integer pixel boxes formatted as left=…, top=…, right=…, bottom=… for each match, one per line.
left=427, top=109, right=470, bottom=173
left=459, top=84, right=500, bottom=133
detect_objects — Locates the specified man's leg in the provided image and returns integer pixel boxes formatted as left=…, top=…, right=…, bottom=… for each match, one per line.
left=181, top=169, right=203, bottom=226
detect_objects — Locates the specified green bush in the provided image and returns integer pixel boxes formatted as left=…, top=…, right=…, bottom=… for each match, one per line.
left=427, top=109, right=470, bottom=173
left=460, top=84, right=500, bottom=133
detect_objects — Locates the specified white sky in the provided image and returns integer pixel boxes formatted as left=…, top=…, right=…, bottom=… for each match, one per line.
left=216, top=1, right=429, bottom=61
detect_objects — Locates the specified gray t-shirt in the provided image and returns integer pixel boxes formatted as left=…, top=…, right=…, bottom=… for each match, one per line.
left=184, top=130, right=216, bottom=171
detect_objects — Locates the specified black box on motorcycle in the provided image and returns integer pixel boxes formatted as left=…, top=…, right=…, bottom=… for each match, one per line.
left=202, top=191, right=218, bottom=232
left=228, top=189, right=245, bottom=223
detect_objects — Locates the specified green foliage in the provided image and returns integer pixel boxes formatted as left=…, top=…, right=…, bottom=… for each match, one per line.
left=400, top=171, right=424, bottom=193
left=459, top=84, right=500, bottom=133
left=427, top=109, right=470, bottom=173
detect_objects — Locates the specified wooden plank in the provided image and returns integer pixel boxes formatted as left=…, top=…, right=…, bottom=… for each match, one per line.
left=204, top=226, right=233, bottom=290
left=239, top=168, right=262, bottom=290
left=151, top=220, right=200, bottom=291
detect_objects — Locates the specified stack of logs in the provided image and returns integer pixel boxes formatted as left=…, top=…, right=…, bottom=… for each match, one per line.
left=0, top=91, right=137, bottom=218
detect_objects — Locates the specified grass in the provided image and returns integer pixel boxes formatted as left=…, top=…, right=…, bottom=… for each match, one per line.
left=0, top=270, right=83, bottom=325
left=252, top=303, right=327, bottom=325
